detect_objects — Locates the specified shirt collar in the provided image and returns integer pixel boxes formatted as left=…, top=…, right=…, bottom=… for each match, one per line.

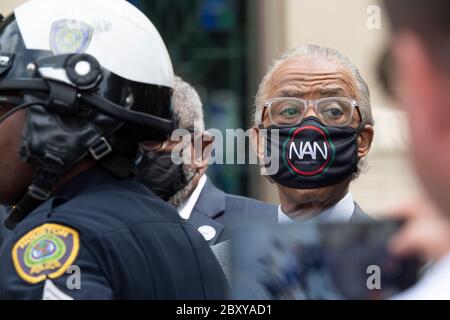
left=178, top=174, right=207, bottom=220
left=278, top=192, right=355, bottom=224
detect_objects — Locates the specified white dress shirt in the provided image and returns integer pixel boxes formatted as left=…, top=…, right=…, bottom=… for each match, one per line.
left=177, top=174, right=207, bottom=220
left=393, top=252, right=450, bottom=300
left=278, top=192, right=355, bottom=224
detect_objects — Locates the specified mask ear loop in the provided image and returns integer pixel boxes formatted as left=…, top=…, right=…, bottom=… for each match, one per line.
left=184, top=128, right=202, bottom=183
left=352, top=104, right=368, bottom=175
left=354, top=104, right=367, bottom=133
left=159, top=129, right=199, bottom=204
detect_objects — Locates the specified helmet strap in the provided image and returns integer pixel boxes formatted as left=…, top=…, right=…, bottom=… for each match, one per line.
left=5, top=169, right=59, bottom=229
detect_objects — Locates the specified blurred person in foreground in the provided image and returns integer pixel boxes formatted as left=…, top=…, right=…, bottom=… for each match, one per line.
left=137, top=76, right=277, bottom=246
left=251, top=44, right=375, bottom=224
left=382, top=0, right=450, bottom=299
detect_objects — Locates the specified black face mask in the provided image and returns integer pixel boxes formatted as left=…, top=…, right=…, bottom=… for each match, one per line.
left=265, top=117, right=363, bottom=189
left=137, top=150, right=193, bottom=201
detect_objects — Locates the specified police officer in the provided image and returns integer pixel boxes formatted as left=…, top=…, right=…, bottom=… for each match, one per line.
left=0, top=0, right=227, bottom=299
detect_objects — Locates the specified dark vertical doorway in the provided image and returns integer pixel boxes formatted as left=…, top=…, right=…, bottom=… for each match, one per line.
left=130, top=0, right=250, bottom=195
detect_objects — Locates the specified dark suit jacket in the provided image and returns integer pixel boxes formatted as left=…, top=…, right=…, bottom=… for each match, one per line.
left=188, top=178, right=278, bottom=245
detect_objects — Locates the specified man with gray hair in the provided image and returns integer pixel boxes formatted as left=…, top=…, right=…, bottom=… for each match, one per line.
left=251, top=44, right=375, bottom=223
left=138, top=76, right=277, bottom=245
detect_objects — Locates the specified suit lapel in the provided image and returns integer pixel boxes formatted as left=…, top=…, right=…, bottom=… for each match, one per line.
left=350, top=202, right=374, bottom=222
left=188, top=178, right=226, bottom=245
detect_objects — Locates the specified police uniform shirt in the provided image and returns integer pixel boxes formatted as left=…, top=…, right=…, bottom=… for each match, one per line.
left=0, top=167, right=227, bottom=299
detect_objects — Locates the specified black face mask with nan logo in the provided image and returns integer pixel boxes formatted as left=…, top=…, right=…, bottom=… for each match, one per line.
left=265, top=117, right=363, bottom=189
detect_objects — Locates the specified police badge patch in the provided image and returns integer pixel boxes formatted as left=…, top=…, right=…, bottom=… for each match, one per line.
left=12, top=223, right=80, bottom=284
left=50, top=19, right=93, bottom=54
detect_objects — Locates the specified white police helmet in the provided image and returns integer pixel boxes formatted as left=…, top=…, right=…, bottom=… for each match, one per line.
left=0, top=0, right=176, bottom=227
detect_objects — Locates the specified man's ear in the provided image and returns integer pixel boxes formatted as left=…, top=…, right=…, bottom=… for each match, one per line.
left=250, top=126, right=266, bottom=162
left=357, top=124, right=374, bottom=158
left=191, top=131, right=213, bottom=171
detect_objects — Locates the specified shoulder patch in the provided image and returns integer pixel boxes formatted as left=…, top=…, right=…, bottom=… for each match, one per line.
left=12, top=223, right=80, bottom=284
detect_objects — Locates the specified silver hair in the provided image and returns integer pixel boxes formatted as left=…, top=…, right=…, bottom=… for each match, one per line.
left=172, top=76, right=205, bottom=131
left=254, top=44, right=374, bottom=126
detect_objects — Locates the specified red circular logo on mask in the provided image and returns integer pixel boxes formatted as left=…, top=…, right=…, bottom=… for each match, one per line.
left=285, top=125, right=332, bottom=176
